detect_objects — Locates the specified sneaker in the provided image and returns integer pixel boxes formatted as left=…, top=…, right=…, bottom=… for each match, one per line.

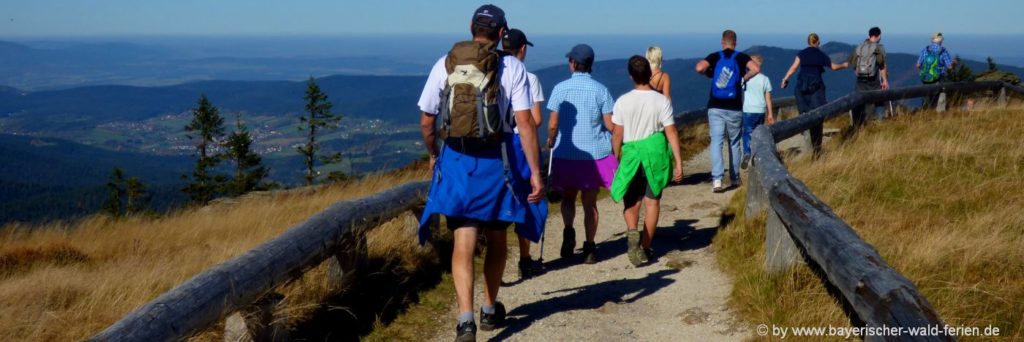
left=712, top=179, right=725, bottom=193
left=741, top=155, right=751, bottom=170
left=479, top=302, right=506, bottom=331
left=626, top=231, right=643, bottom=266
left=455, top=320, right=476, bottom=342
left=582, top=241, right=597, bottom=264
left=560, top=227, right=576, bottom=258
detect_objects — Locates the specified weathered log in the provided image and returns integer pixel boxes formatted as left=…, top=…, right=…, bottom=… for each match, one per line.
left=89, top=181, right=430, bottom=342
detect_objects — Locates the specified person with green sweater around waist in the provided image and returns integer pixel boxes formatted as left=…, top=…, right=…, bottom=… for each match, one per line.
left=610, top=56, right=685, bottom=267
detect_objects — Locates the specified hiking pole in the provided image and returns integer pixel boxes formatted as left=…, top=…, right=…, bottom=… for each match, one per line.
left=888, top=101, right=895, bottom=118
left=538, top=147, right=554, bottom=264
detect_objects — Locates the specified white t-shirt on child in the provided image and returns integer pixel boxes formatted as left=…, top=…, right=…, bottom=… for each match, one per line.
left=742, top=74, right=772, bottom=114
left=611, top=89, right=675, bottom=143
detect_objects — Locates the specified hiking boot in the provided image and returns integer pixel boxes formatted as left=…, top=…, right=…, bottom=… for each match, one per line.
left=479, top=302, right=506, bottom=331
left=455, top=320, right=476, bottom=342
left=582, top=241, right=597, bottom=264
left=741, top=155, right=751, bottom=170
left=626, top=230, right=643, bottom=266
left=560, top=227, right=576, bottom=258
left=517, top=258, right=542, bottom=279
left=712, top=179, right=725, bottom=193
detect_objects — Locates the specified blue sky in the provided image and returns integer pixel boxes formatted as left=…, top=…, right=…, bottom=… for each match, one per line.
left=2, top=0, right=1022, bottom=37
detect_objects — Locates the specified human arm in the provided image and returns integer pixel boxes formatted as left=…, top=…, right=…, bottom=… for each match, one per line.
left=831, top=61, right=849, bottom=70
left=663, top=124, right=684, bottom=182
left=765, top=91, right=775, bottom=125
left=419, top=113, right=438, bottom=169
left=781, top=57, right=800, bottom=88
left=603, top=114, right=614, bottom=132
left=743, top=58, right=761, bottom=82
left=662, top=74, right=672, bottom=102
left=880, top=68, right=889, bottom=90
left=877, top=45, right=889, bottom=90
left=695, top=60, right=711, bottom=78
left=547, top=111, right=559, bottom=148
left=515, top=109, right=544, bottom=203
left=612, top=124, right=623, bottom=160
left=530, top=102, right=543, bottom=128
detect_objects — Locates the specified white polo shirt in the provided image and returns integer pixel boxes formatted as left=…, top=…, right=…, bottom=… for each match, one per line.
left=417, top=53, right=532, bottom=134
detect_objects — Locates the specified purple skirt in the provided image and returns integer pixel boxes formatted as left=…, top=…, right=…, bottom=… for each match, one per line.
left=551, top=155, right=618, bottom=192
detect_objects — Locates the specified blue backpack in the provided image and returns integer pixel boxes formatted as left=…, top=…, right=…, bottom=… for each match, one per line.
left=919, top=47, right=945, bottom=83
left=711, top=51, right=741, bottom=99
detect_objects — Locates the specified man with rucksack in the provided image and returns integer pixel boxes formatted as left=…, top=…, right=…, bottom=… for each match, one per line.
left=694, top=29, right=761, bottom=193
left=916, top=32, right=954, bottom=108
left=848, top=26, right=889, bottom=127
left=501, top=27, right=547, bottom=280
left=415, top=5, right=544, bottom=341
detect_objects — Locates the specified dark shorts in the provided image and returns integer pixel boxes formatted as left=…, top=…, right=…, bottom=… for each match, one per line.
left=446, top=216, right=511, bottom=231
left=623, top=164, right=662, bottom=208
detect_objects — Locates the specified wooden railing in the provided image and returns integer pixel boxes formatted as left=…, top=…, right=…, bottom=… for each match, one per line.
left=89, top=181, right=430, bottom=341
left=744, top=81, right=1022, bottom=341
left=89, top=81, right=1022, bottom=341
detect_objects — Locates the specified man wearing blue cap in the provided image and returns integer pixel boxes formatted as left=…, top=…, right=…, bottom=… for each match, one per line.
left=416, top=4, right=543, bottom=341
left=547, top=43, right=618, bottom=265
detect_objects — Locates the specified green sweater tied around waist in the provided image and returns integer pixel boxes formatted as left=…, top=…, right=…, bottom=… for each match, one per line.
left=610, top=131, right=672, bottom=202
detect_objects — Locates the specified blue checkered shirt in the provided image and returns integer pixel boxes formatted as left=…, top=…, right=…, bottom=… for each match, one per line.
left=917, top=44, right=953, bottom=75
left=547, top=73, right=615, bottom=160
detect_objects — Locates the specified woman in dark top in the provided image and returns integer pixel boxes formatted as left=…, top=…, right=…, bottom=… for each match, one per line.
left=780, top=33, right=849, bottom=155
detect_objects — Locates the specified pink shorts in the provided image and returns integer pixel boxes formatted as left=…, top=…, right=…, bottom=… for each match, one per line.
left=551, top=156, right=619, bottom=192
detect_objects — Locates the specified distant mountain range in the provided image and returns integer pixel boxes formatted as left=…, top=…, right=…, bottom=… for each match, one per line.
left=2, top=41, right=1022, bottom=225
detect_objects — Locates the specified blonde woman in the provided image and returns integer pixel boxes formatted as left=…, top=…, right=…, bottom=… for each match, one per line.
left=646, top=46, right=672, bottom=102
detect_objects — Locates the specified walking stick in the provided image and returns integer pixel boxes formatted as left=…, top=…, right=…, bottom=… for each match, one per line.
left=538, top=148, right=554, bottom=264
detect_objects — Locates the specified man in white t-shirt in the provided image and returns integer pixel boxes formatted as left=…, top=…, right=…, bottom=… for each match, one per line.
left=415, top=5, right=543, bottom=340
left=610, top=55, right=684, bottom=266
left=501, top=27, right=547, bottom=281
left=740, top=54, right=774, bottom=169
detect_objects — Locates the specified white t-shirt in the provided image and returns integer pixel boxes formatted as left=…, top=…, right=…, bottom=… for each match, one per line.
left=611, top=89, right=675, bottom=143
left=417, top=54, right=532, bottom=134
left=527, top=72, right=544, bottom=103
left=742, top=74, right=772, bottom=114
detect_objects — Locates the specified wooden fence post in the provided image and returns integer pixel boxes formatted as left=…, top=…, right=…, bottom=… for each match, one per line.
left=936, top=92, right=947, bottom=113
left=327, top=233, right=368, bottom=292
left=998, top=87, right=1008, bottom=108
left=764, top=209, right=799, bottom=274
left=223, top=293, right=288, bottom=342
left=745, top=165, right=766, bottom=222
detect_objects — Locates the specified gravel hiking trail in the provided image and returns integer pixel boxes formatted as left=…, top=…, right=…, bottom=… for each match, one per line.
left=430, top=147, right=753, bottom=342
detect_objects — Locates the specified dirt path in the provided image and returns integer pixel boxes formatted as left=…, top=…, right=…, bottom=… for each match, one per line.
left=430, top=148, right=752, bottom=341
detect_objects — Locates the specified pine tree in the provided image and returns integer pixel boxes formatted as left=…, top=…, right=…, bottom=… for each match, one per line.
left=297, top=77, right=342, bottom=186
left=947, top=55, right=975, bottom=83
left=101, top=168, right=125, bottom=217
left=125, top=177, right=150, bottom=215
left=183, top=94, right=226, bottom=205
left=987, top=57, right=997, bottom=71
left=223, top=113, right=269, bottom=196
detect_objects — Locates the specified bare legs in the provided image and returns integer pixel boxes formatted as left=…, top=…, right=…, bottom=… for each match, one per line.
left=623, top=196, right=661, bottom=249
left=561, top=188, right=600, bottom=244
left=451, top=225, right=508, bottom=315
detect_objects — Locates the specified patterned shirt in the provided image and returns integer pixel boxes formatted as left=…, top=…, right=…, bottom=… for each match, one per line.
left=547, top=72, right=615, bottom=160
left=917, top=43, right=953, bottom=75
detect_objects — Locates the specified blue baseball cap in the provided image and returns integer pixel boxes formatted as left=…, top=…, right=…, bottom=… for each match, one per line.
left=472, top=4, right=507, bottom=30
left=566, top=44, right=595, bottom=66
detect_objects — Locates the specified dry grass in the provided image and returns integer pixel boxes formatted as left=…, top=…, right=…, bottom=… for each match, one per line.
left=0, top=166, right=430, bottom=341
left=716, top=105, right=1024, bottom=340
